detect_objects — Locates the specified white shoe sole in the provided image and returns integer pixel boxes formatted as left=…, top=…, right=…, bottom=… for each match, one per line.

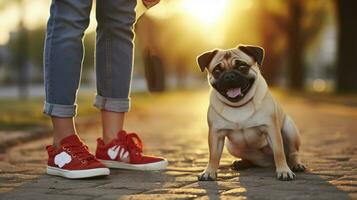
left=99, top=159, right=168, bottom=171
left=47, top=166, right=110, bottom=179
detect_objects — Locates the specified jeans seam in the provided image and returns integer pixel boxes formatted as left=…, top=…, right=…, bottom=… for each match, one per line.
left=46, top=2, right=58, bottom=103
left=102, top=97, right=107, bottom=109
left=105, top=31, right=112, bottom=97
left=49, top=104, right=54, bottom=115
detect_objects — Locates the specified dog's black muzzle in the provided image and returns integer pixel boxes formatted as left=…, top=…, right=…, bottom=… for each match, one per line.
left=212, top=70, right=255, bottom=102
left=215, top=71, right=250, bottom=90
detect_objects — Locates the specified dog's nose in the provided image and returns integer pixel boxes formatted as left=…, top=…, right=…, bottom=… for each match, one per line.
left=224, top=73, right=237, bottom=81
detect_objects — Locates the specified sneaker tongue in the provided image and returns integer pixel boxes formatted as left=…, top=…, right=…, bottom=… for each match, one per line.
left=226, top=87, right=241, bottom=98
left=60, top=134, right=82, bottom=146
left=117, top=130, right=127, bottom=140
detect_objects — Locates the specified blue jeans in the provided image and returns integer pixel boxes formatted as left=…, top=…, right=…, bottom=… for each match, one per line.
left=43, top=0, right=136, bottom=117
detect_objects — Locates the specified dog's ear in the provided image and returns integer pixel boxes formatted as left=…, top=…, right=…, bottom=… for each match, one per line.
left=197, top=49, right=218, bottom=72
left=238, top=45, right=265, bottom=66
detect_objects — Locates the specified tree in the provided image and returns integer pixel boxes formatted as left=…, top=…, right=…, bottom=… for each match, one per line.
left=286, top=0, right=304, bottom=90
left=336, top=0, right=357, bottom=93
left=257, top=0, right=326, bottom=89
left=12, top=22, right=29, bottom=99
left=1, top=0, right=30, bottom=98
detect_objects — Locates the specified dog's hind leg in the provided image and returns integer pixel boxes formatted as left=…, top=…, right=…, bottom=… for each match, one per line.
left=282, top=115, right=306, bottom=172
left=226, top=141, right=274, bottom=169
left=240, top=149, right=274, bottom=167
left=226, top=141, right=256, bottom=170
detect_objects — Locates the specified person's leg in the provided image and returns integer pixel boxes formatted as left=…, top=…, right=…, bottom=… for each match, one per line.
left=94, top=0, right=136, bottom=143
left=51, top=117, right=76, bottom=147
left=94, top=0, right=167, bottom=170
left=43, top=0, right=92, bottom=147
left=101, top=111, right=125, bottom=144
left=43, top=0, right=109, bottom=178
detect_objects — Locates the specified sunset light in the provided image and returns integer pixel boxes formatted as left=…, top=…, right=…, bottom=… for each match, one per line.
left=180, top=0, right=229, bottom=26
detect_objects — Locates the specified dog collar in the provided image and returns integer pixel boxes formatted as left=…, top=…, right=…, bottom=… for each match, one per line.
left=221, top=96, right=254, bottom=108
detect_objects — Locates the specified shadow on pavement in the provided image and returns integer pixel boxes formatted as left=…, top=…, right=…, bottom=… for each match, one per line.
left=0, top=169, right=182, bottom=200
left=195, top=166, right=352, bottom=200
left=0, top=158, right=354, bottom=199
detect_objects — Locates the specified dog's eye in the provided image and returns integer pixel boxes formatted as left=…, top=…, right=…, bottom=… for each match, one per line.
left=212, top=65, right=223, bottom=78
left=234, top=61, right=250, bottom=73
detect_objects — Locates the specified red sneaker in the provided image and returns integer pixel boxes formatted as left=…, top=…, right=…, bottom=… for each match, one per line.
left=96, top=131, right=168, bottom=171
left=46, top=134, right=110, bottom=179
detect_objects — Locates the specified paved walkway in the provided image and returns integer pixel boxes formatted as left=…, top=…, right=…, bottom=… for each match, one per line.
left=0, top=90, right=356, bottom=200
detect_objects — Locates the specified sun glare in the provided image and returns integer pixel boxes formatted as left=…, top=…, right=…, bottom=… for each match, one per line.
left=180, top=0, right=229, bottom=26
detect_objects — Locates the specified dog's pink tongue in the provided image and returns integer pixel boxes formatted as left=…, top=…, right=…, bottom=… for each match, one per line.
left=226, top=88, right=241, bottom=98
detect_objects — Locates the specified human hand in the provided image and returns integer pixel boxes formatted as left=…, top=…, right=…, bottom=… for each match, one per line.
left=142, top=0, right=160, bottom=8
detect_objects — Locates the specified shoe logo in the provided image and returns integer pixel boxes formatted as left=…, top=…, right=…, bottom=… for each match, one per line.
left=108, top=145, right=120, bottom=160
left=107, top=145, right=130, bottom=162
left=54, top=151, right=72, bottom=168
left=120, top=149, right=130, bottom=163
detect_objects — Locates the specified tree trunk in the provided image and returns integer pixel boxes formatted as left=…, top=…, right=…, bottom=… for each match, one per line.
left=336, top=0, right=357, bottom=93
left=258, top=2, right=281, bottom=85
left=15, top=21, right=29, bottom=100
left=287, top=0, right=304, bottom=90
left=143, top=50, right=166, bottom=92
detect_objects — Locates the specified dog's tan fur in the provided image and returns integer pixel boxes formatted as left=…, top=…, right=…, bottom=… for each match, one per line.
left=197, top=46, right=305, bottom=181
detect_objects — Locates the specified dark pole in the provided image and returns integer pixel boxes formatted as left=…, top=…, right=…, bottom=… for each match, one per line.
left=15, top=20, right=29, bottom=99
left=336, top=0, right=357, bottom=93
left=287, top=0, right=304, bottom=90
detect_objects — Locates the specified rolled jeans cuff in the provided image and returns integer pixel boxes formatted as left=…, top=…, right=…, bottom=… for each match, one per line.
left=43, top=102, right=77, bottom=117
left=94, top=95, right=130, bottom=113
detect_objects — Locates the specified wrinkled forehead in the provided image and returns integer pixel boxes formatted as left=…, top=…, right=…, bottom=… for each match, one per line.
left=209, top=48, right=255, bottom=70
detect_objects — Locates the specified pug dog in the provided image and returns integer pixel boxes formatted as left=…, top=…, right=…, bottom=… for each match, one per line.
left=197, top=45, right=306, bottom=181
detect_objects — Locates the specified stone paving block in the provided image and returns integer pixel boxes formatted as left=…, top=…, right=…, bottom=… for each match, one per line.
left=0, top=173, right=38, bottom=181
left=215, top=171, right=239, bottom=180
left=329, top=180, right=357, bottom=186
left=97, top=181, right=166, bottom=191
left=0, top=192, right=91, bottom=200
left=195, top=195, right=247, bottom=200
left=54, top=188, right=143, bottom=197
left=144, top=188, right=208, bottom=195
left=338, top=175, right=357, bottom=180
left=183, top=181, right=241, bottom=191
left=0, top=187, right=92, bottom=200
left=20, top=176, right=104, bottom=190
left=0, top=162, right=19, bottom=173
left=259, top=182, right=343, bottom=192
left=174, top=175, right=200, bottom=182
left=166, top=167, right=204, bottom=172
left=336, top=185, right=357, bottom=192
left=311, top=170, right=354, bottom=177
left=348, top=193, right=357, bottom=200
left=1, top=187, right=55, bottom=194
left=323, top=155, right=352, bottom=161
left=164, top=171, right=193, bottom=176
left=118, top=194, right=197, bottom=200
left=221, top=188, right=247, bottom=195
left=15, top=164, right=47, bottom=175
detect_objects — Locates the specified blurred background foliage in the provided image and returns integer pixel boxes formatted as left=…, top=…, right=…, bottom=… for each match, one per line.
left=0, top=0, right=356, bottom=98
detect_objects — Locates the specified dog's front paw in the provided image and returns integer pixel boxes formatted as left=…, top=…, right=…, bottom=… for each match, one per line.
left=276, top=168, right=295, bottom=181
left=198, top=170, right=217, bottom=181
left=291, top=163, right=306, bottom=172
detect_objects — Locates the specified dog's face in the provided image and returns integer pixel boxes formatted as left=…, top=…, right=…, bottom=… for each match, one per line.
left=197, top=45, right=264, bottom=103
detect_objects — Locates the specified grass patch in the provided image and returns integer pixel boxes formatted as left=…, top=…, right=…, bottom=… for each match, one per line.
left=0, top=91, right=180, bottom=131
left=0, top=89, right=210, bottom=131
left=0, top=94, right=100, bottom=131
